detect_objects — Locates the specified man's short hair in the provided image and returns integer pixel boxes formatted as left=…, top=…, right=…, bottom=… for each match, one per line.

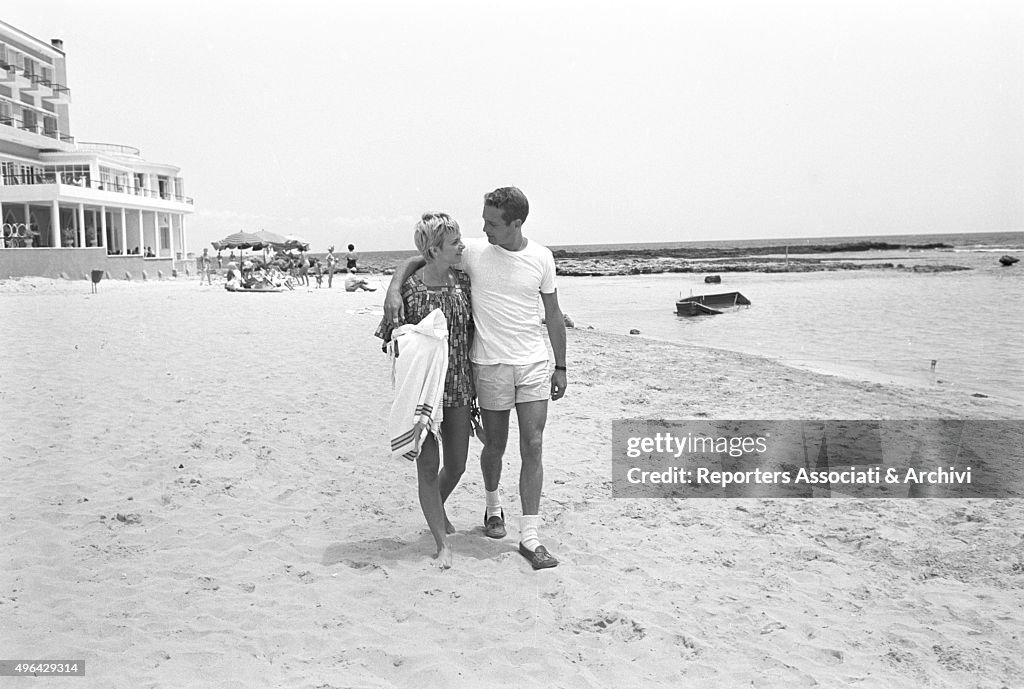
left=484, top=186, right=529, bottom=225
left=414, top=212, right=460, bottom=261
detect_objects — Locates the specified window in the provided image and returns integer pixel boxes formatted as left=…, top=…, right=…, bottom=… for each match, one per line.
left=46, top=164, right=90, bottom=186
left=1, top=161, right=17, bottom=184
left=20, top=108, right=37, bottom=132
left=99, top=166, right=129, bottom=192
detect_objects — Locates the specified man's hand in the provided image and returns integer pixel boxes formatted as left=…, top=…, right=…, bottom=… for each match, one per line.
left=383, top=257, right=426, bottom=324
left=383, top=285, right=404, bottom=324
left=551, top=369, right=567, bottom=401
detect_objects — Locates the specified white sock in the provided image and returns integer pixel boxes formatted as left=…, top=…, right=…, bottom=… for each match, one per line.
left=486, top=489, right=502, bottom=518
left=520, top=515, right=541, bottom=551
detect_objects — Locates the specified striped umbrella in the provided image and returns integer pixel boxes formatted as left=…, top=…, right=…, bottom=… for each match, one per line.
left=211, top=231, right=266, bottom=251
left=212, top=231, right=268, bottom=268
left=253, top=230, right=291, bottom=248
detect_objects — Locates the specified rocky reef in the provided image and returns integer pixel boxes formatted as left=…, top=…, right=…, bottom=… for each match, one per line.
left=551, top=241, right=967, bottom=276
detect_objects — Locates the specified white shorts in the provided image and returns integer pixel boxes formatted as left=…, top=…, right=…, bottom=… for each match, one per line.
left=472, top=361, right=550, bottom=411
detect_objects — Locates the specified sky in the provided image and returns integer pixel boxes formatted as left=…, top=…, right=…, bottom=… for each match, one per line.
left=5, top=0, right=1023, bottom=252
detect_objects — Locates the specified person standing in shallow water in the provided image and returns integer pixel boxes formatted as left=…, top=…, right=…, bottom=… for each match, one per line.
left=346, top=244, right=359, bottom=273
left=385, top=187, right=567, bottom=570
left=375, top=213, right=474, bottom=569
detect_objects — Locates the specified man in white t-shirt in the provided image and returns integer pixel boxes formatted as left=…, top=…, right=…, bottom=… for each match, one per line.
left=385, top=187, right=567, bottom=569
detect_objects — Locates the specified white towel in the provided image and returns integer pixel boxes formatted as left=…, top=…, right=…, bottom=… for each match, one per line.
left=386, top=308, right=449, bottom=461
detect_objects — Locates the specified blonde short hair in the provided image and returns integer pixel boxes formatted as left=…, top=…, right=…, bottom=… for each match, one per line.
left=414, top=212, right=460, bottom=261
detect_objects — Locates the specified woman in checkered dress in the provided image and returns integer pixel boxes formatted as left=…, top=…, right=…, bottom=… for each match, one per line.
left=375, top=212, right=474, bottom=568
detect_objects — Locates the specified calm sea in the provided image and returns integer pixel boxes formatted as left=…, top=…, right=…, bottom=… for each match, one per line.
left=363, top=231, right=1024, bottom=404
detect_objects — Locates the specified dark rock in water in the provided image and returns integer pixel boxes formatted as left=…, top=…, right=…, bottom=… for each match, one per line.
left=704, top=275, right=722, bottom=283
left=629, top=329, right=641, bottom=335
left=909, top=265, right=971, bottom=273
left=563, top=313, right=575, bottom=328
left=999, top=255, right=1019, bottom=266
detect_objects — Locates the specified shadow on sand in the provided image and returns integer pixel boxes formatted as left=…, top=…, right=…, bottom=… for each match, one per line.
left=322, top=526, right=516, bottom=569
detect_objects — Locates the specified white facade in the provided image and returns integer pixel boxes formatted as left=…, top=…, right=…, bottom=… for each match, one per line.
left=0, top=19, right=194, bottom=272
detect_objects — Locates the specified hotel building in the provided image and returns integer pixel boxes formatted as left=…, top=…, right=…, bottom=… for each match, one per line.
left=0, top=19, right=194, bottom=278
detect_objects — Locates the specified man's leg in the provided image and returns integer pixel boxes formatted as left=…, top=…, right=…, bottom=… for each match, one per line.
left=515, top=398, right=558, bottom=569
left=480, top=408, right=510, bottom=492
left=480, top=408, right=510, bottom=537
left=515, top=399, right=548, bottom=516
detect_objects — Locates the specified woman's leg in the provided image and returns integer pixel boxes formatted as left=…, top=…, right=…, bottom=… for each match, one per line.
left=416, top=432, right=452, bottom=568
left=439, top=405, right=471, bottom=533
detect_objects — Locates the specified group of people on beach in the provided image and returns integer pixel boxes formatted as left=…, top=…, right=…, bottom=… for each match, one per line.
left=377, top=187, right=567, bottom=570
left=196, top=244, right=363, bottom=290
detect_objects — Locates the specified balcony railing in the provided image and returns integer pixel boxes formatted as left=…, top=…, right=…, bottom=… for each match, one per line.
left=0, top=171, right=194, bottom=205
left=77, top=142, right=141, bottom=156
left=0, top=114, right=74, bottom=143
left=28, top=73, right=51, bottom=89
left=1, top=172, right=58, bottom=185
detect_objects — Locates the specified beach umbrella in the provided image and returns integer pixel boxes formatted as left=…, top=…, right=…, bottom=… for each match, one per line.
left=252, top=230, right=289, bottom=261
left=211, top=230, right=266, bottom=251
left=253, top=230, right=292, bottom=247
left=283, top=234, right=311, bottom=251
left=212, top=230, right=268, bottom=267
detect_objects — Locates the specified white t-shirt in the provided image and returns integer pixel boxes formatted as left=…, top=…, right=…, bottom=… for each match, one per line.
left=459, top=237, right=557, bottom=365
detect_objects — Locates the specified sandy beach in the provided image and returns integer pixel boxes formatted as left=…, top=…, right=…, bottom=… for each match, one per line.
left=2, top=275, right=1022, bottom=688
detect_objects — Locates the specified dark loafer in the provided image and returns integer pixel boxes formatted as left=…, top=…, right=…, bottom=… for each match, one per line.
left=484, top=509, right=506, bottom=539
left=519, top=542, right=559, bottom=570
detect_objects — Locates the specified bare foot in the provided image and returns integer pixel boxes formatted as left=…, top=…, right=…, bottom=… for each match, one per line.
left=435, top=543, right=453, bottom=569
left=444, top=516, right=456, bottom=534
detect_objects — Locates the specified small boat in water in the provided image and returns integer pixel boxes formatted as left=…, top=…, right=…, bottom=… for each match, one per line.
left=676, top=291, right=751, bottom=316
